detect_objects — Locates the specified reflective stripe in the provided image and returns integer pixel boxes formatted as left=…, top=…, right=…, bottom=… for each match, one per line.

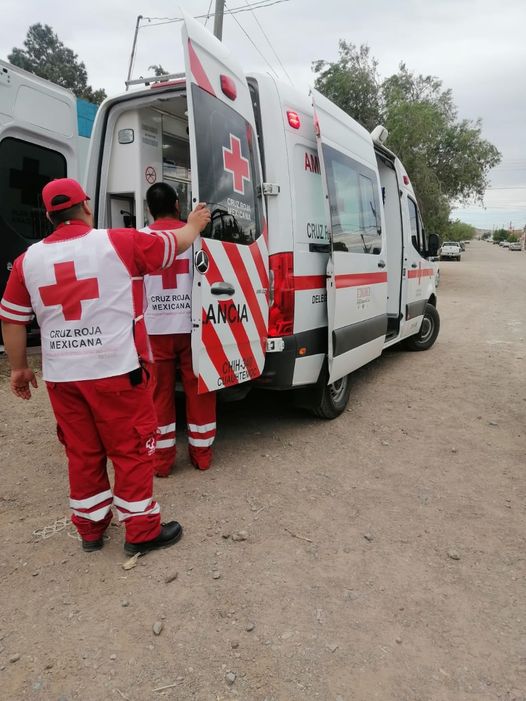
left=115, top=502, right=160, bottom=522
left=131, top=276, right=142, bottom=281
left=113, top=495, right=153, bottom=513
left=187, top=422, right=216, bottom=434
left=69, top=489, right=113, bottom=510
left=0, top=308, right=33, bottom=322
left=157, top=437, right=176, bottom=449
left=159, top=422, right=176, bottom=435
left=158, top=231, right=171, bottom=268
left=166, top=231, right=177, bottom=267
left=71, top=504, right=112, bottom=522
left=188, top=435, right=215, bottom=447
left=1, top=299, right=33, bottom=313
left=134, top=314, right=144, bottom=322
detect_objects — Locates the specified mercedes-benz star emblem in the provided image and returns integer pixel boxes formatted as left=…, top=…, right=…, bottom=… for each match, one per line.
left=195, top=249, right=209, bottom=274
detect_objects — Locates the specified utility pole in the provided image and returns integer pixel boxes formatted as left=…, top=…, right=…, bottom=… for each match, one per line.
left=213, top=0, right=225, bottom=40
left=126, top=15, right=143, bottom=91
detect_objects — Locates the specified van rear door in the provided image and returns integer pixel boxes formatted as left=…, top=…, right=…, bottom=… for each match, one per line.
left=182, top=14, right=269, bottom=393
left=312, top=89, right=388, bottom=383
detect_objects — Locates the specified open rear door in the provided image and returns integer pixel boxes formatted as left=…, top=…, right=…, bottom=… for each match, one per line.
left=182, top=13, right=269, bottom=393
left=312, top=89, right=388, bottom=384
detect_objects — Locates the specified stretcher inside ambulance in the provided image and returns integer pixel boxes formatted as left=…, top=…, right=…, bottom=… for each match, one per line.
left=86, top=13, right=439, bottom=419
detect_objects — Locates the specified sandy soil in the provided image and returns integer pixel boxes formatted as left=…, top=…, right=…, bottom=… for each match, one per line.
left=0, top=240, right=525, bottom=701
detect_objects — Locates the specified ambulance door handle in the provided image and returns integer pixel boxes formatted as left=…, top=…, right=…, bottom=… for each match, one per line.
left=211, top=282, right=235, bottom=296
left=411, top=263, right=418, bottom=268
left=377, top=260, right=386, bottom=268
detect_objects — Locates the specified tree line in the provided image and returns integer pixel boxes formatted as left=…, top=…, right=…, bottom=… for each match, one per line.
left=313, top=42, right=500, bottom=237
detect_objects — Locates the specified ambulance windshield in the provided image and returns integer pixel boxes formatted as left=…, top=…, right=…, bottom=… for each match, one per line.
left=191, top=85, right=262, bottom=245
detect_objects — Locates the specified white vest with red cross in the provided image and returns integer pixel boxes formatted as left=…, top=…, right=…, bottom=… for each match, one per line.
left=142, top=225, right=193, bottom=335
left=23, top=229, right=140, bottom=382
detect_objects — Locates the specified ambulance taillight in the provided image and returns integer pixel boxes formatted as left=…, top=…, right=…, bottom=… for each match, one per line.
left=268, top=252, right=294, bottom=337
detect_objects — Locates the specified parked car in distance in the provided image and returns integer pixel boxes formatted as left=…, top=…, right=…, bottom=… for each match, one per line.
left=500, top=241, right=510, bottom=248
left=509, top=242, right=522, bottom=251
left=440, top=242, right=462, bottom=261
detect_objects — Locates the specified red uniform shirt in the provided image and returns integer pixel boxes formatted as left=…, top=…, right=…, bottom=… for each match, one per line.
left=0, top=221, right=178, bottom=325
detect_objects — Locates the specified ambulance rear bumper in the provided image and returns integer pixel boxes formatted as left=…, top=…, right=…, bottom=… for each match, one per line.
left=256, top=328, right=327, bottom=390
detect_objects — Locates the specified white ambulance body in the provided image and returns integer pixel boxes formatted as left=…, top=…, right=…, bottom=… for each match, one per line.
left=0, top=60, right=95, bottom=341
left=85, top=14, right=439, bottom=418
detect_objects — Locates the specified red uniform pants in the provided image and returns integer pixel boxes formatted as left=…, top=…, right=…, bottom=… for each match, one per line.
left=149, top=333, right=216, bottom=474
left=46, top=371, right=162, bottom=543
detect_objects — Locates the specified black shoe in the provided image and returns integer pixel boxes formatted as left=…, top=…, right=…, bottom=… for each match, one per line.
left=124, top=521, right=183, bottom=555
left=82, top=537, right=104, bottom=552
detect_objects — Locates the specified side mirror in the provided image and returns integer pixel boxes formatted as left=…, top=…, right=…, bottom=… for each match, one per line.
left=428, top=233, right=440, bottom=258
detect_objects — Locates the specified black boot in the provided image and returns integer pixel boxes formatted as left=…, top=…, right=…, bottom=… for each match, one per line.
left=124, top=521, right=183, bottom=555
left=82, top=537, right=104, bottom=552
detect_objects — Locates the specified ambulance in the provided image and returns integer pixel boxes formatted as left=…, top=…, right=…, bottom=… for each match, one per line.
left=85, top=14, right=440, bottom=418
left=0, top=59, right=96, bottom=342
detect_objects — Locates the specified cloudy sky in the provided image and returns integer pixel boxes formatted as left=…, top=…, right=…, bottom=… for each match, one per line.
left=2, top=0, right=525, bottom=230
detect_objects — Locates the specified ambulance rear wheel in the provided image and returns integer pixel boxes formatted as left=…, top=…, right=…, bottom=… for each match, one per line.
left=313, top=366, right=351, bottom=420
left=403, top=303, right=440, bottom=351
left=293, top=364, right=351, bottom=419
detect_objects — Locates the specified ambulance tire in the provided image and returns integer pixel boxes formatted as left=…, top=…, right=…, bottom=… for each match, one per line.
left=294, top=364, right=351, bottom=419
left=315, top=368, right=351, bottom=419
left=403, top=303, right=440, bottom=351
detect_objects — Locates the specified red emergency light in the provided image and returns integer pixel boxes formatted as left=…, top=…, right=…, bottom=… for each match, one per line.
left=287, top=111, right=301, bottom=129
left=403, top=175, right=410, bottom=185
left=220, top=74, right=237, bottom=100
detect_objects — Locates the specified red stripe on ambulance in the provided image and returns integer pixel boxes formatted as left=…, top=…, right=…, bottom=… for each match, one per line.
left=216, top=299, right=260, bottom=381
left=188, top=39, right=216, bottom=96
left=223, top=244, right=268, bottom=343
left=200, top=307, right=239, bottom=388
left=335, top=271, right=388, bottom=288
left=249, top=236, right=269, bottom=292
left=294, top=274, right=326, bottom=290
left=407, top=268, right=434, bottom=279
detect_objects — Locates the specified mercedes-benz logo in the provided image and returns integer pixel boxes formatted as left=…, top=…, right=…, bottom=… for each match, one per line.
left=194, top=249, right=209, bottom=274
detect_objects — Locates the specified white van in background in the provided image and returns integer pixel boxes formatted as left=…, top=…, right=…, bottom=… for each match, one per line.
left=0, top=60, right=96, bottom=341
left=86, top=14, right=440, bottom=418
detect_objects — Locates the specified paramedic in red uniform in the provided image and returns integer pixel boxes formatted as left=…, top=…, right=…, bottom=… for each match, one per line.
left=0, top=178, right=211, bottom=554
left=142, top=183, right=216, bottom=475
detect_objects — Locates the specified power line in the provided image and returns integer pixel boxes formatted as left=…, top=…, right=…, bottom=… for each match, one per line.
left=224, top=2, right=281, bottom=80
left=204, top=0, right=214, bottom=27
left=140, top=0, right=292, bottom=29
left=240, top=0, right=293, bottom=84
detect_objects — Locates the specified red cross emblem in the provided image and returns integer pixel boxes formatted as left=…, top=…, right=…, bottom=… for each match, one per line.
left=150, top=258, right=190, bottom=289
left=222, top=134, right=250, bottom=195
left=39, top=261, right=99, bottom=321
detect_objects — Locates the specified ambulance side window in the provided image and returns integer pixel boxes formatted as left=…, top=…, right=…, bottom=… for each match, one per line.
left=322, top=144, right=381, bottom=254
left=192, top=85, right=262, bottom=245
left=408, top=197, right=426, bottom=255
left=0, top=137, right=67, bottom=243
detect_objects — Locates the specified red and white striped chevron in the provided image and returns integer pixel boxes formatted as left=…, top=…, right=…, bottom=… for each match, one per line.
left=196, top=233, right=269, bottom=393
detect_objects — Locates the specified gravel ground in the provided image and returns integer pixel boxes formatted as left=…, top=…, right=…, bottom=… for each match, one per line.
left=0, top=240, right=525, bottom=701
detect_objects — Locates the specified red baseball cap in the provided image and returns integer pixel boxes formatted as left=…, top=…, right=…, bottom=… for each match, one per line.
left=42, top=178, right=90, bottom=213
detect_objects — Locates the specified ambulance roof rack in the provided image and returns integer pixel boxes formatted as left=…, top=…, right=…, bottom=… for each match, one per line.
left=125, top=72, right=185, bottom=89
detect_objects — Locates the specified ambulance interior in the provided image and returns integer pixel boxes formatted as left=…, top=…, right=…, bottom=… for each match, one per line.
left=101, top=93, right=191, bottom=230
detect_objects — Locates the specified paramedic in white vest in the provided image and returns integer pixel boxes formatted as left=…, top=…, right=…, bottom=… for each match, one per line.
left=142, top=183, right=216, bottom=475
left=0, top=178, right=210, bottom=555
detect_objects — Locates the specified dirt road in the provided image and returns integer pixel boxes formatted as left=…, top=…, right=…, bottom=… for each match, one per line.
left=1, top=241, right=525, bottom=701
